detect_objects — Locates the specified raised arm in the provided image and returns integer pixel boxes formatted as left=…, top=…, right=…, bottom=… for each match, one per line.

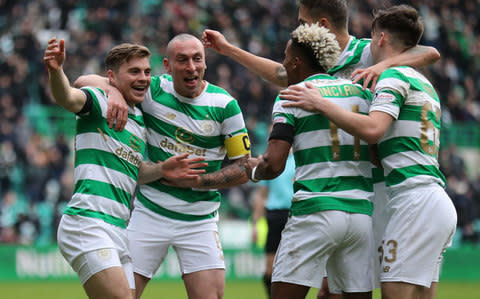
left=352, top=45, right=440, bottom=90
left=138, top=154, right=207, bottom=185
left=44, top=38, right=86, bottom=113
left=74, top=74, right=129, bottom=131
left=202, top=29, right=288, bottom=87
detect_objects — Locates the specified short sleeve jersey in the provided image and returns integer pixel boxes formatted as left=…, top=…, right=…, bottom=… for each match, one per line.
left=272, top=74, right=374, bottom=216
left=327, top=36, right=385, bottom=185
left=64, top=87, right=146, bottom=229
left=328, top=36, right=372, bottom=79
left=136, top=74, right=250, bottom=222
left=370, top=66, right=446, bottom=191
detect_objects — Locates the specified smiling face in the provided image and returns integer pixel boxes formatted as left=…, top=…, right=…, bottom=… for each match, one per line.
left=164, top=37, right=207, bottom=98
left=108, top=56, right=151, bottom=106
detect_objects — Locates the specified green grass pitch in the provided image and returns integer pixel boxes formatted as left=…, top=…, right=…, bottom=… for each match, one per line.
left=1, top=280, right=479, bottom=299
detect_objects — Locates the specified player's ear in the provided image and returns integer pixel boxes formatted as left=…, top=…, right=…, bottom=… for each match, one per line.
left=163, top=57, right=171, bottom=73
left=379, top=32, right=386, bottom=46
left=107, top=69, right=115, bottom=86
left=318, top=17, right=330, bottom=29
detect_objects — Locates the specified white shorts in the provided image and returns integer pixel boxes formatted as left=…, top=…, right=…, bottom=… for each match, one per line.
left=127, top=202, right=225, bottom=278
left=57, top=215, right=134, bottom=287
left=379, top=184, right=457, bottom=287
left=272, top=210, right=374, bottom=293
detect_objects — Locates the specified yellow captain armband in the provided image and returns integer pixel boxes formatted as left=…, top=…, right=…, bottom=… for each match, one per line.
left=225, top=133, right=251, bottom=159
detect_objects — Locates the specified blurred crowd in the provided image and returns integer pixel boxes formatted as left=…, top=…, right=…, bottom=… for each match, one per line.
left=0, top=0, right=479, bottom=246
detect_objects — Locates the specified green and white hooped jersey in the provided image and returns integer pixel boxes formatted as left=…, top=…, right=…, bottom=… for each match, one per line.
left=64, top=87, right=146, bottom=228
left=137, top=74, right=250, bottom=222
left=327, top=36, right=386, bottom=185
left=273, top=74, right=374, bottom=216
left=370, top=66, right=446, bottom=191
left=328, top=36, right=372, bottom=79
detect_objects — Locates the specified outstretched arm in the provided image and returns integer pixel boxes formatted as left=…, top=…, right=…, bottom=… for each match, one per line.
left=352, top=45, right=440, bottom=90
left=138, top=153, right=207, bottom=185
left=202, top=29, right=288, bottom=87
left=44, top=38, right=86, bottom=113
left=74, top=74, right=128, bottom=131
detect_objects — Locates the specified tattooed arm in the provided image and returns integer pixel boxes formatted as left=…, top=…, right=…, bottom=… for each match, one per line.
left=165, top=156, right=255, bottom=189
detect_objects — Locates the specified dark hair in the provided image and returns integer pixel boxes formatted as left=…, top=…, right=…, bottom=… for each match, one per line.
left=371, top=5, right=424, bottom=49
left=297, top=0, right=348, bottom=30
left=105, top=43, right=150, bottom=72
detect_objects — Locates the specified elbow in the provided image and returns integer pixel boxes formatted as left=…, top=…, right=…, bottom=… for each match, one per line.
left=430, top=47, right=441, bottom=64
left=261, top=155, right=285, bottom=179
left=361, top=127, right=385, bottom=144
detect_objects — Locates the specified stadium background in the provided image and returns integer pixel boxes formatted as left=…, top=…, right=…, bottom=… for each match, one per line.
left=0, top=0, right=479, bottom=298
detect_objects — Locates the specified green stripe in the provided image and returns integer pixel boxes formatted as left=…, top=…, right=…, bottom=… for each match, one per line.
left=291, top=196, right=373, bottom=216
left=372, top=167, right=385, bottom=183
left=127, top=113, right=144, bottom=127
left=148, top=92, right=228, bottom=121
left=136, top=191, right=217, bottom=221
left=143, top=113, right=224, bottom=148
left=206, top=82, right=231, bottom=96
left=76, top=119, right=146, bottom=152
left=379, top=137, right=437, bottom=159
left=386, top=164, right=446, bottom=187
left=327, top=38, right=370, bottom=75
left=379, top=67, right=439, bottom=102
left=223, top=99, right=243, bottom=119
left=75, top=149, right=139, bottom=180
left=144, top=181, right=221, bottom=203
left=316, top=84, right=372, bottom=99
left=397, top=105, right=441, bottom=128
left=305, top=74, right=338, bottom=81
left=294, top=176, right=373, bottom=193
left=74, top=179, right=132, bottom=208
left=63, top=207, right=127, bottom=228
left=149, top=75, right=240, bottom=121
left=294, top=145, right=370, bottom=166
left=146, top=143, right=223, bottom=172
left=295, top=114, right=331, bottom=132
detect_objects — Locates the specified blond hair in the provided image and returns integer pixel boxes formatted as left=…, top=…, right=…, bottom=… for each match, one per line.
left=291, top=23, right=340, bottom=72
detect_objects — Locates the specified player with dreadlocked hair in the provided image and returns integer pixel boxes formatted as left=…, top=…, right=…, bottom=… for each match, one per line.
left=243, top=23, right=375, bottom=299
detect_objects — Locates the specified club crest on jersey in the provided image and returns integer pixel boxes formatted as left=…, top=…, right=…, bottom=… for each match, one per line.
left=175, top=127, right=195, bottom=143
left=201, top=121, right=215, bottom=135
left=166, top=112, right=176, bottom=120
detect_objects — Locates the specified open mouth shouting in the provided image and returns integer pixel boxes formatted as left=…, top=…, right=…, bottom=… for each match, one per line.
left=184, top=76, right=199, bottom=88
